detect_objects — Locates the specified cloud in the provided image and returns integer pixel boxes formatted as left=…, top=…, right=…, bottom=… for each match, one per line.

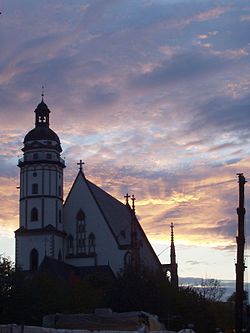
left=1, top=0, right=250, bottom=279
left=84, top=84, right=120, bottom=108
left=191, top=93, right=250, bottom=137
left=129, top=51, right=229, bottom=91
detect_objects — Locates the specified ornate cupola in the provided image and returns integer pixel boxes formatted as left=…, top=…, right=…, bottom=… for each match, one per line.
left=35, top=98, right=50, bottom=127
left=16, top=96, right=66, bottom=271
left=22, top=99, right=62, bottom=154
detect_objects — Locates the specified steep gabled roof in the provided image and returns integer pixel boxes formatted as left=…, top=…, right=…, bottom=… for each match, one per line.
left=86, top=177, right=132, bottom=246
left=64, top=171, right=162, bottom=268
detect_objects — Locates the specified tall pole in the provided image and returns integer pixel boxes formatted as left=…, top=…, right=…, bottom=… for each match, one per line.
left=235, top=173, right=247, bottom=333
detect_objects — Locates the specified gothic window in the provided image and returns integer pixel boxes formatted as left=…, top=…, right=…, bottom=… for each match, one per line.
left=33, top=172, right=37, bottom=177
left=33, top=153, right=38, bottom=159
left=32, top=183, right=38, bottom=194
left=58, top=186, right=62, bottom=197
left=76, top=209, right=85, bottom=221
left=78, top=223, right=85, bottom=233
left=78, top=238, right=85, bottom=248
left=46, top=153, right=52, bottom=159
left=68, top=235, right=74, bottom=255
left=76, top=209, right=86, bottom=254
left=88, top=233, right=96, bottom=254
left=30, top=248, right=39, bottom=271
left=124, top=251, right=131, bottom=267
left=31, top=208, right=38, bottom=221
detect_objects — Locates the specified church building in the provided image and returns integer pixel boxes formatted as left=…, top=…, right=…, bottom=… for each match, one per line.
left=15, top=98, right=166, bottom=277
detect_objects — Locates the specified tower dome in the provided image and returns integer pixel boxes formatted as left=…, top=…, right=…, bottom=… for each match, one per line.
left=23, top=99, right=62, bottom=152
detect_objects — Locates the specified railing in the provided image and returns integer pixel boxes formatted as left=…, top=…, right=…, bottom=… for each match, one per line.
left=17, top=157, right=65, bottom=166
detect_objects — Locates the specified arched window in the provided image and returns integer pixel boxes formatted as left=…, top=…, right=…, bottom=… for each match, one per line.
left=76, top=209, right=85, bottom=221
left=124, top=251, right=131, bottom=267
left=32, top=183, right=38, bottom=194
left=68, top=235, right=74, bottom=255
left=88, top=233, right=96, bottom=254
left=31, top=208, right=38, bottom=221
left=76, top=209, right=86, bottom=254
left=58, top=250, right=62, bottom=261
left=30, top=248, right=39, bottom=271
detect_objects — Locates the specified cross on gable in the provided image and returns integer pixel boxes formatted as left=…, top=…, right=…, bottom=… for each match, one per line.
left=131, top=194, right=136, bottom=212
left=77, top=160, right=85, bottom=171
left=124, top=193, right=130, bottom=205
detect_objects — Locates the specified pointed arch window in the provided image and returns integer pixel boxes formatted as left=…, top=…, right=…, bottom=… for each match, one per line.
left=67, top=235, right=74, bottom=255
left=124, top=251, right=131, bottom=268
left=30, top=248, right=39, bottom=271
left=58, top=250, right=62, bottom=261
left=76, top=209, right=85, bottom=221
left=88, top=233, right=96, bottom=254
left=76, top=209, right=86, bottom=254
left=31, top=208, right=38, bottom=221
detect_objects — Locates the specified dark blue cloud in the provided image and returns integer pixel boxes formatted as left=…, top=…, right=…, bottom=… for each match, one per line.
left=129, top=51, right=230, bottom=90
left=84, top=84, right=120, bottom=108
left=190, top=94, right=250, bottom=136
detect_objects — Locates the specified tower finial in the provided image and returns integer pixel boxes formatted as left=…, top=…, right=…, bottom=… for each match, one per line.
left=41, top=85, right=45, bottom=101
left=171, top=222, right=174, bottom=243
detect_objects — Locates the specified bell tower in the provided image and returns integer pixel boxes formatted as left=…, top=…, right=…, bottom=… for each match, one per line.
left=15, top=96, right=66, bottom=271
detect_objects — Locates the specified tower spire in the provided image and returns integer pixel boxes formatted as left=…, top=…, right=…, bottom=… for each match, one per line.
left=170, top=223, right=178, bottom=288
left=41, top=85, right=45, bottom=101
left=170, top=222, right=176, bottom=262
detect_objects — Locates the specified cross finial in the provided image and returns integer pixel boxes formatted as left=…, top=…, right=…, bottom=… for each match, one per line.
left=77, top=159, right=85, bottom=171
left=124, top=193, right=130, bottom=205
left=171, top=222, right=174, bottom=243
left=41, top=85, right=45, bottom=101
left=131, top=194, right=136, bottom=212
